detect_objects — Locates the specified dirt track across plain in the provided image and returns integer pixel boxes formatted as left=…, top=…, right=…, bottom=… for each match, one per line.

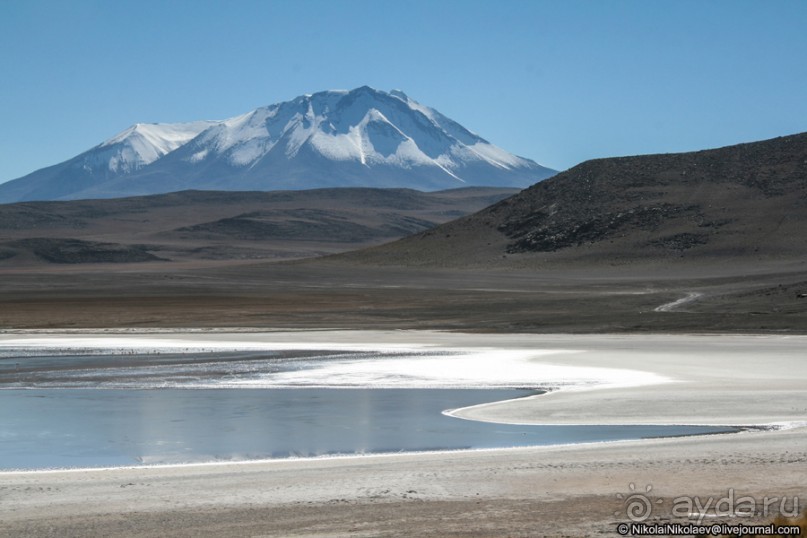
left=1, top=257, right=806, bottom=333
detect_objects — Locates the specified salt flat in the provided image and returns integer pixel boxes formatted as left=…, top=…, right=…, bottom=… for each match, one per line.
left=0, top=330, right=805, bottom=536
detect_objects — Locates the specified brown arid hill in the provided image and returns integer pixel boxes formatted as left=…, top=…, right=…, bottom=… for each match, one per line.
left=341, top=132, right=807, bottom=269
left=0, top=187, right=517, bottom=267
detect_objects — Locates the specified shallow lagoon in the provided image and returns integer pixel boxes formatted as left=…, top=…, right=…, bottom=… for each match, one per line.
left=0, top=347, right=740, bottom=469
left=0, top=388, right=736, bottom=470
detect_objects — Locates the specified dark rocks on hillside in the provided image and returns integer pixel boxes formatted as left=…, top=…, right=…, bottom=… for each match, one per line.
left=649, top=233, right=710, bottom=251
left=502, top=204, right=701, bottom=253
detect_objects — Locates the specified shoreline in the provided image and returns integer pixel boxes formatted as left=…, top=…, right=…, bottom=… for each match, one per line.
left=2, top=424, right=805, bottom=537
left=0, top=420, right=753, bottom=476
left=0, top=435, right=714, bottom=476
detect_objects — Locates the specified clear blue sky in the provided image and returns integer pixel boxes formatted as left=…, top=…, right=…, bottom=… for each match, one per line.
left=1, top=0, right=806, bottom=183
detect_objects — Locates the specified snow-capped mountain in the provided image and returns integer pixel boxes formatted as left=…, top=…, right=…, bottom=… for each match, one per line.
left=99, top=121, right=221, bottom=174
left=0, top=121, right=218, bottom=202
left=0, top=87, right=555, bottom=202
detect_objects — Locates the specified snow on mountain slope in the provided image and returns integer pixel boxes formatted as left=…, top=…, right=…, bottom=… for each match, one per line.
left=100, top=121, right=220, bottom=173
left=0, top=87, right=555, bottom=202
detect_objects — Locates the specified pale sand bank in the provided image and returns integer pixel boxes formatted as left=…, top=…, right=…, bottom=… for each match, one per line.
left=1, top=330, right=805, bottom=536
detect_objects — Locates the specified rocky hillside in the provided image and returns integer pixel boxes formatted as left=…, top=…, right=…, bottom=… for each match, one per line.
left=342, top=132, right=807, bottom=267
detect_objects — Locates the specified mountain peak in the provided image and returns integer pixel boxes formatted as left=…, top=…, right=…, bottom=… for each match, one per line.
left=352, top=85, right=379, bottom=94
left=96, top=120, right=220, bottom=174
left=389, top=89, right=408, bottom=100
left=0, top=88, right=556, bottom=202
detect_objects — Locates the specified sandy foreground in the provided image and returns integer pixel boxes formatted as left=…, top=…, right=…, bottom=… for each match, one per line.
left=1, top=330, right=806, bottom=537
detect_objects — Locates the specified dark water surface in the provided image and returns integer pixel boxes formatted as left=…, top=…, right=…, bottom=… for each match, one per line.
left=0, top=388, right=737, bottom=470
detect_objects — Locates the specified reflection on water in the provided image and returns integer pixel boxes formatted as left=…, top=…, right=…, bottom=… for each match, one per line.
left=0, top=389, right=737, bottom=470
left=0, top=348, right=740, bottom=469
